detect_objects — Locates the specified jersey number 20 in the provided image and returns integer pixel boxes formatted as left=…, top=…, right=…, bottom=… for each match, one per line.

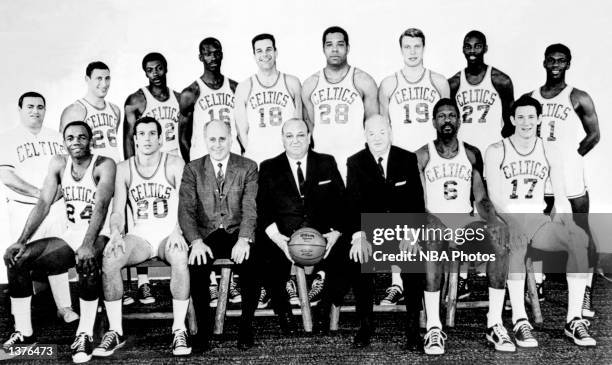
left=136, top=198, right=169, bottom=219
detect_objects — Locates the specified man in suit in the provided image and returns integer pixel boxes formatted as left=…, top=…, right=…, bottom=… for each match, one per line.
left=344, top=114, right=426, bottom=349
left=178, top=120, right=259, bottom=351
left=256, top=118, right=346, bottom=333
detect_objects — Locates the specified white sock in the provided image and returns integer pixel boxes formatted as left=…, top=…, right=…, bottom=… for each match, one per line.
left=138, top=274, right=149, bottom=287
left=459, top=263, right=468, bottom=279
left=533, top=261, right=544, bottom=283
left=586, top=271, right=594, bottom=288
left=172, top=299, right=189, bottom=332
left=391, top=271, right=403, bottom=290
left=209, top=272, right=217, bottom=286
left=507, top=279, right=528, bottom=324
left=424, top=291, right=442, bottom=330
left=317, top=271, right=326, bottom=280
left=76, top=298, right=99, bottom=337
left=48, top=272, right=72, bottom=309
left=566, top=276, right=587, bottom=322
left=104, top=300, right=123, bottom=335
left=11, top=297, right=33, bottom=336
left=487, top=287, right=505, bottom=328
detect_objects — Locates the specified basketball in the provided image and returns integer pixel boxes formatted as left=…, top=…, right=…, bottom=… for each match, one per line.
left=288, top=227, right=327, bottom=266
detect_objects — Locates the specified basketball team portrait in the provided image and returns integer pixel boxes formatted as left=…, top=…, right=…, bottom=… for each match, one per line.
left=0, top=0, right=610, bottom=363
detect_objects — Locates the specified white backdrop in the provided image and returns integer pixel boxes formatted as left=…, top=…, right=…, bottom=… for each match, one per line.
left=0, top=0, right=611, bottom=281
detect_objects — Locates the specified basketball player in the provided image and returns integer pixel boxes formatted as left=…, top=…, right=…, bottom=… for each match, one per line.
left=96, top=117, right=191, bottom=357
left=527, top=44, right=600, bottom=315
left=0, top=92, right=76, bottom=323
left=415, top=99, right=512, bottom=354
left=178, top=37, right=241, bottom=162
left=448, top=30, right=515, bottom=300
left=3, top=121, right=115, bottom=363
left=123, top=52, right=181, bottom=305
left=234, top=33, right=302, bottom=164
left=378, top=28, right=449, bottom=304
left=486, top=95, right=595, bottom=347
left=60, top=61, right=122, bottom=162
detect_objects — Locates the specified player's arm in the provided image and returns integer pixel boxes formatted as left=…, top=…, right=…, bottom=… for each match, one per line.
left=0, top=168, right=41, bottom=199
left=16, top=156, right=65, bottom=244
left=109, top=161, right=129, bottom=236
left=234, top=79, right=251, bottom=151
left=178, top=82, right=199, bottom=162
left=123, top=91, right=146, bottom=159
left=431, top=71, right=450, bottom=99
left=286, top=74, right=303, bottom=120
left=301, top=74, right=318, bottom=132
left=81, top=157, right=116, bottom=248
left=467, top=144, right=499, bottom=223
left=491, top=69, right=515, bottom=138
left=168, top=155, right=186, bottom=236
left=572, top=88, right=601, bottom=156
left=547, top=144, right=572, bottom=215
left=378, top=75, right=396, bottom=119
left=59, top=103, right=86, bottom=132
left=355, top=69, right=379, bottom=118
left=448, top=72, right=461, bottom=101
left=415, top=145, right=429, bottom=205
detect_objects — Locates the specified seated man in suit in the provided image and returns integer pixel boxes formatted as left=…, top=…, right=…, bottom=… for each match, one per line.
left=344, top=114, right=426, bottom=349
left=178, top=120, right=259, bottom=351
left=257, top=118, right=347, bottom=333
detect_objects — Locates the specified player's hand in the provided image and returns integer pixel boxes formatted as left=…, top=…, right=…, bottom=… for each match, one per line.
left=104, top=231, right=125, bottom=258
left=167, top=230, right=188, bottom=253
left=400, top=238, right=421, bottom=256
left=188, top=240, right=214, bottom=266
left=323, top=230, right=342, bottom=259
left=76, top=245, right=97, bottom=276
left=349, top=232, right=372, bottom=263
left=231, top=237, right=250, bottom=264
left=270, top=232, right=293, bottom=263
left=4, top=242, right=26, bottom=268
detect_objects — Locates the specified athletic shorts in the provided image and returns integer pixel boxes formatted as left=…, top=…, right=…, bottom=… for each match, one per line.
left=129, top=225, right=172, bottom=258
left=8, top=199, right=67, bottom=242
left=544, top=151, right=587, bottom=199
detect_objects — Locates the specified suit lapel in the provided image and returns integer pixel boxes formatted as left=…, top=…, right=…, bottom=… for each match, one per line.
left=366, top=148, right=386, bottom=184
left=203, top=156, right=219, bottom=199
left=282, top=154, right=301, bottom=198
left=302, top=152, right=317, bottom=195
left=221, top=154, right=238, bottom=199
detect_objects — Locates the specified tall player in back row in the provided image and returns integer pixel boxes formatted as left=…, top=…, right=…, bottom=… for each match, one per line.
left=179, top=37, right=241, bottom=162
left=60, top=61, right=122, bottom=162
left=527, top=44, right=600, bottom=317
left=302, top=25, right=379, bottom=181
left=234, top=33, right=302, bottom=164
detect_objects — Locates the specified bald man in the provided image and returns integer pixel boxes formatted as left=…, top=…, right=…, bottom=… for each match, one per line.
left=179, top=120, right=259, bottom=351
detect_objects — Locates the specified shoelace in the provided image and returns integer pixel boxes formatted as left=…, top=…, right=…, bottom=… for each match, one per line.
left=99, top=331, right=119, bottom=349
left=569, top=319, right=591, bottom=337
left=209, top=285, right=218, bottom=298
left=384, top=285, right=402, bottom=300
left=424, top=329, right=447, bottom=347
left=492, top=324, right=512, bottom=343
left=71, top=332, right=90, bottom=351
left=230, top=281, right=240, bottom=296
left=141, top=285, right=152, bottom=297
left=286, top=281, right=297, bottom=297
left=259, top=289, right=268, bottom=302
left=514, top=321, right=534, bottom=338
left=173, top=330, right=188, bottom=348
left=309, top=277, right=324, bottom=298
left=583, top=288, right=592, bottom=309
left=5, top=332, right=24, bottom=347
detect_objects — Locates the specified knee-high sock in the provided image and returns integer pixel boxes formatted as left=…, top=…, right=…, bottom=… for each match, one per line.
left=567, top=275, right=587, bottom=322
left=104, top=300, right=123, bottom=335
left=391, top=271, right=403, bottom=289
left=172, top=299, right=189, bottom=332
left=507, top=279, right=528, bottom=324
left=533, top=261, right=544, bottom=283
left=76, top=298, right=99, bottom=337
left=11, top=296, right=33, bottom=336
left=424, top=291, right=441, bottom=330
left=48, top=272, right=72, bottom=308
left=487, top=287, right=505, bottom=328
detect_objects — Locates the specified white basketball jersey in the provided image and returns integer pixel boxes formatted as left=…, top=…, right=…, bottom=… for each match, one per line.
left=423, top=141, right=473, bottom=213
left=245, top=73, right=296, bottom=163
left=499, top=138, right=549, bottom=213
left=311, top=66, right=365, bottom=178
left=77, top=99, right=121, bottom=161
left=61, top=155, right=98, bottom=232
left=127, top=153, right=178, bottom=235
left=531, top=86, right=583, bottom=150
left=141, top=87, right=180, bottom=155
left=388, top=69, right=441, bottom=152
left=456, top=66, right=503, bottom=154
left=191, top=77, right=239, bottom=160
left=0, top=126, right=65, bottom=204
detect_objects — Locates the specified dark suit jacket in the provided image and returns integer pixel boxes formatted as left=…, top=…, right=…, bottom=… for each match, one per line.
left=257, top=151, right=346, bottom=239
left=346, top=145, right=426, bottom=234
left=179, top=152, right=258, bottom=244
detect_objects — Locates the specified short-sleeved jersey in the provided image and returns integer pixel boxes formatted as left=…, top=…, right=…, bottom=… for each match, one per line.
left=455, top=66, right=503, bottom=154
left=388, top=69, right=442, bottom=152
left=61, top=155, right=98, bottom=232
left=498, top=138, right=549, bottom=213
left=127, top=153, right=178, bottom=236
left=191, top=77, right=239, bottom=160
left=0, top=125, right=65, bottom=204
left=423, top=141, right=473, bottom=213
left=245, top=73, right=296, bottom=163
left=77, top=99, right=121, bottom=162
left=141, top=87, right=180, bottom=155
left=310, top=66, right=365, bottom=179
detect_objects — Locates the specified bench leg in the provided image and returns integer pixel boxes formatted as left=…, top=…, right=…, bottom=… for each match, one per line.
left=445, top=260, right=459, bottom=327
left=526, top=258, right=543, bottom=323
left=329, top=304, right=340, bottom=331
left=419, top=307, right=427, bottom=329
left=295, top=266, right=312, bottom=333
left=214, top=267, right=232, bottom=335
left=187, top=297, right=198, bottom=335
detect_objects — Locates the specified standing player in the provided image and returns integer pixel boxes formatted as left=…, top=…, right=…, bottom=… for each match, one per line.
left=96, top=117, right=191, bottom=357
left=60, top=61, right=122, bottom=162
left=302, top=25, right=378, bottom=181
left=486, top=95, right=595, bottom=347
left=178, top=37, right=241, bottom=162
left=528, top=44, right=600, bottom=314
left=415, top=99, right=512, bottom=354
left=234, top=33, right=302, bottom=164
left=0, top=92, right=76, bottom=323
left=3, top=121, right=115, bottom=363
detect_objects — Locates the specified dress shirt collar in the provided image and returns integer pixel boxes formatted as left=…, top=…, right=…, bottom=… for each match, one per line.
left=210, top=155, right=230, bottom=176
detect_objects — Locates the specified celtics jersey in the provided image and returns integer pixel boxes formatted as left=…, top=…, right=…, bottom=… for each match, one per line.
left=141, top=87, right=180, bottom=155
left=77, top=98, right=121, bottom=162
left=61, top=155, right=98, bottom=231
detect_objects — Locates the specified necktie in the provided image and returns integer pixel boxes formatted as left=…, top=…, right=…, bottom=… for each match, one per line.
left=377, top=157, right=385, bottom=179
left=297, top=161, right=305, bottom=196
left=216, top=163, right=225, bottom=192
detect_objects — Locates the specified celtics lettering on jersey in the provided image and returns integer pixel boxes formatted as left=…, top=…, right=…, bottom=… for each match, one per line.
left=248, top=83, right=292, bottom=127
left=532, top=86, right=583, bottom=144
left=17, top=141, right=64, bottom=163
left=195, top=78, right=234, bottom=124
left=62, top=155, right=98, bottom=230
left=142, top=87, right=180, bottom=153
left=311, top=85, right=358, bottom=124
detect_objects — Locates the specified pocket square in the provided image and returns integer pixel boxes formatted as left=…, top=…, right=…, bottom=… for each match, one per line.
left=318, top=180, right=331, bottom=185
left=395, top=181, right=407, bottom=186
